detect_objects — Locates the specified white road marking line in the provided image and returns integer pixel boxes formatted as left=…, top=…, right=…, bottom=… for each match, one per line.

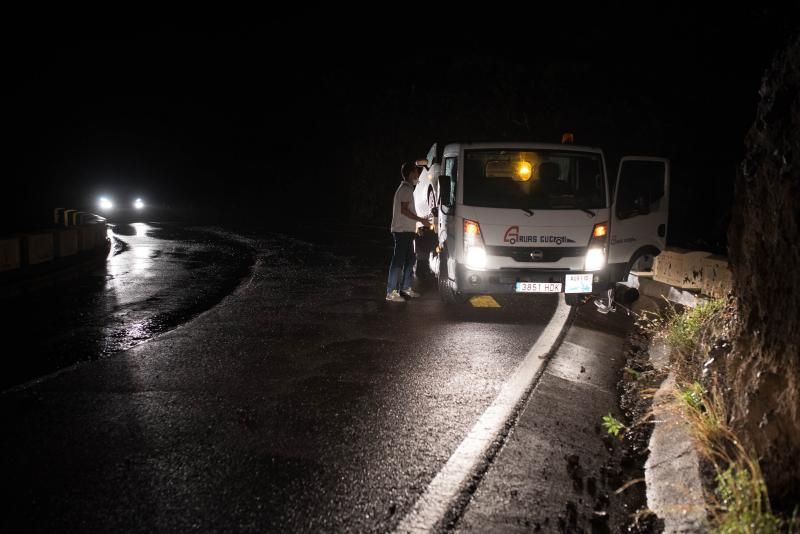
left=394, top=296, right=574, bottom=533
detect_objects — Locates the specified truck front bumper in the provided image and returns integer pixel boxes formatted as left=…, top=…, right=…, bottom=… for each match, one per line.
left=455, top=265, right=610, bottom=296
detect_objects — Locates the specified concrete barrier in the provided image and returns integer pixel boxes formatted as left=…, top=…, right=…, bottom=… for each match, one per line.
left=71, top=211, right=100, bottom=226
left=635, top=247, right=733, bottom=304
left=19, top=232, right=55, bottom=265
left=78, top=225, right=96, bottom=251
left=0, top=238, right=21, bottom=272
left=1, top=215, right=109, bottom=298
left=91, top=222, right=108, bottom=249
left=96, top=221, right=108, bottom=239
left=54, top=208, right=66, bottom=225
left=653, top=248, right=712, bottom=290
left=700, top=254, right=733, bottom=299
left=53, top=228, right=79, bottom=258
left=63, top=209, right=78, bottom=227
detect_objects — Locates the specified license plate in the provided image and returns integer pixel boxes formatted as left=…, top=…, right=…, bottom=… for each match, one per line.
left=565, top=274, right=593, bottom=293
left=515, top=282, right=562, bottom=293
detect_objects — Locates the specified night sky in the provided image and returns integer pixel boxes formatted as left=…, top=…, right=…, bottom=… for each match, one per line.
left=7, top=6, right=798, bottom=251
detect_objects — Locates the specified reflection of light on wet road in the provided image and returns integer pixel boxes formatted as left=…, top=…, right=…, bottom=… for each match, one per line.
left=106, top=224, right=165, bottom=305
left=106, top=226, right=115, bottom=258
left=125, top=319, right=153, bottom=341
left=132, top=245, right=154, bottom=274
left=132, top=259, right=150, bottom=274
left=132, top=223, right=148, bottom=237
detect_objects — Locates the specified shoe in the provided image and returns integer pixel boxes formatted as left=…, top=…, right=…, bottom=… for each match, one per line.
left=401, top=288, right=421, bottom=298
left=386, top=290, right=406, bottom=302
left=594, top=298, right=616, bottom=314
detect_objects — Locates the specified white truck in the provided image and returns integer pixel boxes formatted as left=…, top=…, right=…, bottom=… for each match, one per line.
left=412, top=140, right=669, bottom=306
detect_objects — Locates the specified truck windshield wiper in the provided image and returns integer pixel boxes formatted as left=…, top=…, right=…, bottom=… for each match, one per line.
left=520, top=208, right=534, bottom=216
left=580, top=208, right=596, bottom=217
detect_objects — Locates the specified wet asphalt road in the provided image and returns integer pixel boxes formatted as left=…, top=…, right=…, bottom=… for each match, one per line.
left=0, top=222, right=633, bottom=532
left=0, top=222, right=254, bottom=391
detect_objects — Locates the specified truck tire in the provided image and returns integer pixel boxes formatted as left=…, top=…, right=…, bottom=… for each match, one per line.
left=438, top=248, right=465, bottom=305
left=625, top=246, right=661, bottom=280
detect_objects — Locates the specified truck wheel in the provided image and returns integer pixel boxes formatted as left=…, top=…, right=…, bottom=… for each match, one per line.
left=438, top=249, right=465, bottom=305
left=626, top=247, right=661, bottom=279
left=630, top=254, right=653, bottom=272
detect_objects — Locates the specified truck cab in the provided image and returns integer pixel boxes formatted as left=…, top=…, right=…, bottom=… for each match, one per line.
left=413, top=141, right=669, bottom=305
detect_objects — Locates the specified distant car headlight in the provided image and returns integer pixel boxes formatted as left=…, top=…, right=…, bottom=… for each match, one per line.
left=133, top=198, right=145, bottom=209
left=98, top=197, right=113, bottom=211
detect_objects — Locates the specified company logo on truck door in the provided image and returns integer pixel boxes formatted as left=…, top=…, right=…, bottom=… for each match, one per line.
left=503, top=226, right=576, bottom=245
left=504, top=226, right=520, bottom=244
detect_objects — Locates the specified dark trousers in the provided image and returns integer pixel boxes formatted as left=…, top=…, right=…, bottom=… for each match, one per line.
left=386, top=232, right=416, bottom=293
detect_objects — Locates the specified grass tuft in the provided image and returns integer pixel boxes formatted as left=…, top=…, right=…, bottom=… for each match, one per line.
left=656, top=299, right=790, bottom=532
left=665, top=298, right=724, bottom=356
left=714, top=465, right=783, bottom=534
left=675, top=382, right=784, bottom=533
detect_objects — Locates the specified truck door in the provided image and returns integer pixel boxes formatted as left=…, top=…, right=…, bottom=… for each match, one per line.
left=608, top=157, right=670, bottom=274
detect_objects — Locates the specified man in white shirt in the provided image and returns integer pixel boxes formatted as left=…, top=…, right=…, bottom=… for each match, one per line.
left=386, top=162, right=430, bottom=302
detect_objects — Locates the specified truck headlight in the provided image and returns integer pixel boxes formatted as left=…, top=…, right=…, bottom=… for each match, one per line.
left=584, top=222, right=608, bottom=271
left=464, top=219, right=487, bottom=270
left=585, top=248, right=605, bottom=271
left=466, top=247, right=487, bottom=269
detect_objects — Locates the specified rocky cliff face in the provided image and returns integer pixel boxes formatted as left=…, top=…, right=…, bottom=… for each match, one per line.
left=726, top=34, right=800, bottom=507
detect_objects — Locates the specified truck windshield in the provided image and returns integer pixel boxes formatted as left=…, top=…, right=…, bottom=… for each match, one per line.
left=462, top=149, right=606, bottom=210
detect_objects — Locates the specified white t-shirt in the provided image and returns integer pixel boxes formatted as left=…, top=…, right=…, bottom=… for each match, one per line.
left=390, top=181, right=418, bottom=233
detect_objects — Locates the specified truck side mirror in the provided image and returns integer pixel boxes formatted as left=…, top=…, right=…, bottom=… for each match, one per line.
left=438, top=175, right=452, bottom=208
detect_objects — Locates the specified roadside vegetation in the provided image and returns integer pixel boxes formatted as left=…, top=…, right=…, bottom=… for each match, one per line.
left=601, top=413, right=624, bottom=437
left=630, top=298, right=798, bottom=533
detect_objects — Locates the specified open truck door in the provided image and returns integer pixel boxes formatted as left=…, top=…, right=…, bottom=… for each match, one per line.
left=608, top=157, right=670, bottom=279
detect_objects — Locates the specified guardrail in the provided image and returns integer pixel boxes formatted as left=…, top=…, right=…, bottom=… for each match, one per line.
left=0, top=209, right=111, bottom=293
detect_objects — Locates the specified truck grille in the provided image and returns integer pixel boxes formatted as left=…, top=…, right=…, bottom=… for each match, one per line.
left=485, top=246, right=586, bottom=263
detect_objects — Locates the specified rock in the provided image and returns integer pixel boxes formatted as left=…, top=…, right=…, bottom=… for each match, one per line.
left=726, top=34, right=800, bottom=506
